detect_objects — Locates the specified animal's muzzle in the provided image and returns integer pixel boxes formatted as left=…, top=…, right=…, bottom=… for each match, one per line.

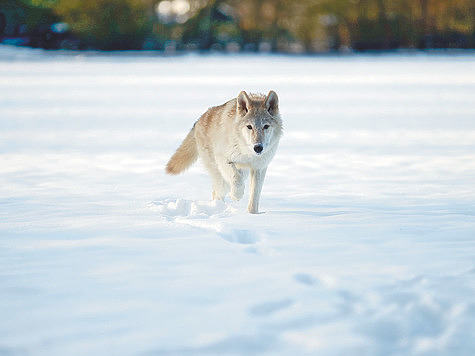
left=253, top=144, right=263, bottom=154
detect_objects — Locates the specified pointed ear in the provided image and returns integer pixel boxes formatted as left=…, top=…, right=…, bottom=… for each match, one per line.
left=237, top=91, right=250, bottom=115
left=265, top=90, right=279, bottom=115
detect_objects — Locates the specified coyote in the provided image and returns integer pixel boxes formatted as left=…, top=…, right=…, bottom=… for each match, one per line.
left=166, top=90, right=283, bottom=214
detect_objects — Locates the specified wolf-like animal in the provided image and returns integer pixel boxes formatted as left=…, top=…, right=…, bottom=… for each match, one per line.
left=166, top=90, right=283, bottom=214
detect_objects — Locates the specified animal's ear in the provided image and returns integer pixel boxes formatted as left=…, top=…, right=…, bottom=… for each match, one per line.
left=265, top=90, right=279, bottom=115
left=237, top=91, right=250, bottom=115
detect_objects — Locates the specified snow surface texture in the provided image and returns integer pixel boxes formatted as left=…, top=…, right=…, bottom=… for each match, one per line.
left=1, top=45, right=475, bottom=355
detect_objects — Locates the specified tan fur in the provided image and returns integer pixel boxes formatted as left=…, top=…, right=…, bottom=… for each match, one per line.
left=165, top=128, right=198, bottom=175
left=165, top=90, right=283, bottom=213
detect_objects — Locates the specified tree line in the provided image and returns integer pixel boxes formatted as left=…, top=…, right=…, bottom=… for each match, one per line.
left=3, top=0, right=475, bottom=51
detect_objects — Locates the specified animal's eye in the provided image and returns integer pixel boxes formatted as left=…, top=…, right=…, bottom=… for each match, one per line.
left=263, top=124, right=270, bottom=129
left=247, top=125, right=253, bottom=130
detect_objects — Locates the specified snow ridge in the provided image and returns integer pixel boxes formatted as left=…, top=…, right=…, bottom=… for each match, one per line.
left=150, top=198, right=264, bottom=245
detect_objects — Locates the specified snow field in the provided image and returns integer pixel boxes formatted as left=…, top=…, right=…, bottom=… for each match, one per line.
left=0, top=46, right=475, bottom=355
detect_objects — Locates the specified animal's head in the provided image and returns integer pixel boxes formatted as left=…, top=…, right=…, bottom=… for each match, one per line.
left=236, top=90, right=283, bottom=155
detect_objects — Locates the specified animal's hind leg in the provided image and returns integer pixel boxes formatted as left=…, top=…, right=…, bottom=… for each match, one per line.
left=201, top=159, right=229, bottom=200
left=197, top=145, right=229, bottom=200
left=210, top=170, right=229, bottom=200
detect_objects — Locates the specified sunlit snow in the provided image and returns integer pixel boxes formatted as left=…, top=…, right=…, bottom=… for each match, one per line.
left=1, top=45, right=474, bottom=355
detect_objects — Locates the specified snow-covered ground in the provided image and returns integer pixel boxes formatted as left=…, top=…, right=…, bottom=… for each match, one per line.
left=1, top=45, right=474, bottom=355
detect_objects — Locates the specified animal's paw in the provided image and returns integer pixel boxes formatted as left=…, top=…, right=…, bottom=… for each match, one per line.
left=230, top=183, right=244, bottom=201
left=212, top=190, right=225, bottom=200
left=212, top=180, right=229, bottom=201
left=247, top=202, right=260, bottom=214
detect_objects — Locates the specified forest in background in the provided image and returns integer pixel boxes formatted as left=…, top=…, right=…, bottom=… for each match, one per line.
left=1, top=0, right=474, bottom=52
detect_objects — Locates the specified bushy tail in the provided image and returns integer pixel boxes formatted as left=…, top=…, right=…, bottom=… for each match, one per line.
left=166, top=127, right=198, bottom=175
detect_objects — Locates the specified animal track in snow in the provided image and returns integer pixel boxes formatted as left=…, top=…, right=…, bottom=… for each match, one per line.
left=293, top=273, right=337, bottom=288
left=293, top=273, right=320, bottom=286
left=249, top=298, right=294, bottom=317
left=218, top=228, right=261, bottom=244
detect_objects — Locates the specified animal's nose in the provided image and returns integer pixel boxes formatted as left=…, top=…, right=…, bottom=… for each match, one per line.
left=254, top=144, right=263, bottom=154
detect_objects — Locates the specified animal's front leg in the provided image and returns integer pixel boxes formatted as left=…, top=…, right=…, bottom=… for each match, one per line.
left=216, top=158, right=245, bottom=201
left=228, top=162, right=245, bottom=201
left=248, top=168, right=267, bottom=214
